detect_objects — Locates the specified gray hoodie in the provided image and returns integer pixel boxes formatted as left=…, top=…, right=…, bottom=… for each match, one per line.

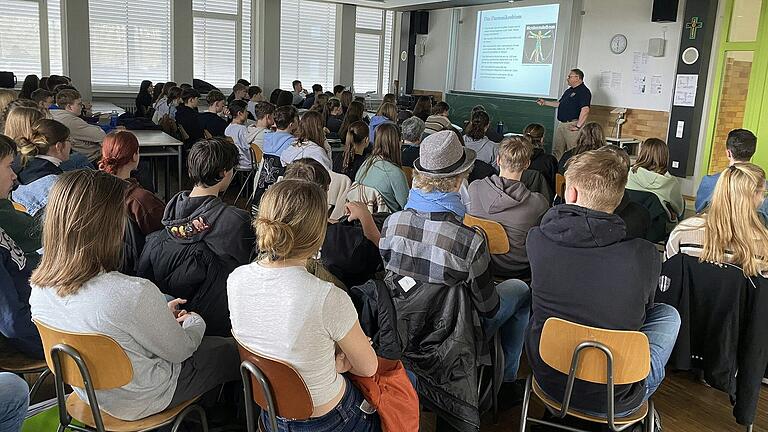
left=467, top=175, right=549, bottom=278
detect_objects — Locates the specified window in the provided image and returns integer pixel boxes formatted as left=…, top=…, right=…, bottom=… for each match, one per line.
left=353, top=8, right=394, bottom=95
left=0, top=0, right=63, bottom=79
left=280, top=0, right=337, bottom=91
left=89, top=0, right=171, bottom=91
left=193, top=0, right=252, bottom=91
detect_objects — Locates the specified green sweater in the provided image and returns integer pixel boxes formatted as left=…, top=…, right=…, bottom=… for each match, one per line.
left=0, top=199, right=41, bottom=268
left=355, top=158, right=410, bottom=212
left=626, top=167, right=684, bottom=218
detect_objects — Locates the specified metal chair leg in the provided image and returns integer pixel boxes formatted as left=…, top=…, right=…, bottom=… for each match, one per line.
left=519, top=375, right=532, bottom=432
left=171, top=403, right=209, bottom=432
left=29, top=369, right=52, bottom=402
left=644, top=399, right=654, bottom=432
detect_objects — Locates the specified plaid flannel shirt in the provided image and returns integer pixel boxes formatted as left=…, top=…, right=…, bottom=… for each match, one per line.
left=379, top=209, right=499, bottom=318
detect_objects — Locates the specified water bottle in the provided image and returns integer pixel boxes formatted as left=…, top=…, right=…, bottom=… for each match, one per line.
left=110, top=110, right=118, bottom=129
left=496, top=121, right=504, bottom=135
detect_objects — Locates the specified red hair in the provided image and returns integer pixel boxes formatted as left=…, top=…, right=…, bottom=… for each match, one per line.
left=99, top=131, right=139, bottom=175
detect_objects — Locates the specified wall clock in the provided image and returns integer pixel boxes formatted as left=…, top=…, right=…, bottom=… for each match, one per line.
left=610, top=34, right=628, bottom=54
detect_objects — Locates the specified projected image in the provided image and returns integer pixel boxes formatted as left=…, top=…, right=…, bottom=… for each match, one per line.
left=523, top=23, right=556, bottom=65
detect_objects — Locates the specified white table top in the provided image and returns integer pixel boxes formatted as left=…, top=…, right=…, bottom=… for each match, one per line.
left=129, top=130, right=182, bottom=147
left=90, top=102, right=125, bottom=116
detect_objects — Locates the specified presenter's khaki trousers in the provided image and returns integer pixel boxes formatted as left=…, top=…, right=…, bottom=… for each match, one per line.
left=553, top=120, right=580, bottom=160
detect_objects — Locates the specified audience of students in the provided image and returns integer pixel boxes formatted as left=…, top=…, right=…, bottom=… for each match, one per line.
left=333, top=121, right=370, bottom=181
left=12, top=119, right=70, bottom=217
left=264, top=105, right=298, bottom=157
left=280, top=110, right=332, bottom=170
left=138, top=138, right=254, bottom=336
left=291, top=80, right=307, bottom=106
left=338, top=100, right=366, bottom=141
left=135, top=80, right=154, bottom=118
left=276, top=89, right=295, bottom=107
left=30, top=89, right=54, bottom=114
left=152, top=86, right=181, bottom=124
left=248, top=101, right=275, bottom=150
left=526, top=148, right=680, bottom=418
left=198, top=90, right=228, bottom=137
left=227, top=83, right=248, bottom=105
left=99, top=131, right=165, bottom=235
left=400, top=116, right=425, bottom=168
left=152, top=81, right=177, bottom=115
left=626, top=138, right=684, bottom=220
left=464, top=110, right=499, bottom=169
left=302, top=84, right=323, bottom=109
left=369, top=102, right=397, bottom=145
left=175, top=88, right=203, bottom=145
left=0, top=135, right=41, bottom=267
left=557, top=122, right=605, bottom=174
left=225, top=100, right=254, bottom=169
left=324, top=97, right=344, bottom=137
left=229, top=179, right=381, bottom=431
left=412, top=96, right=432, bottom=122
left=424, top=101, right=452, bottom=135
left=50, top=89, right=106, bottom=162
left=310, top=93, right=330, bottom=112
left=355, top=123, right=409, bottom=212
left=468, top=136, right=549, bottom=280
left=524, top=123, right=558, bottom=198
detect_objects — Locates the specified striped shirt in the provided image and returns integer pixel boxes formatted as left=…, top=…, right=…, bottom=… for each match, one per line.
left=665, top=216, right=706, bottom=260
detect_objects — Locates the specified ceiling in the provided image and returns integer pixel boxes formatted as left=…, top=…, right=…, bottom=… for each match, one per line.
left=312, top=0, right=514, bottom=12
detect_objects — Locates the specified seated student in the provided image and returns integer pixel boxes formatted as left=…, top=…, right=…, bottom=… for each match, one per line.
left=99, top=131, right=165, bottom=235
left=524, top=123, right=558, bottom=198
left=463, top=110, right=499, bottom=169
left=276, top=89, right=294, bottom=107
left=356, top=123, right=409, bottom=212
left=291, top=80, right=307, bottom=106
left=333, top=121, right=369, bottom=181
left=264, top=105, right=298, bottom=157
left=226, top=82, right=248, bottom=105
left=152, top=81, right=176, bottom=115
left=151, top=82, right=164, bottom=106
left=135, top=80, right=153, bottom=118
left=31, top=89, right=54, bottom=114
left=666, top=163, right=768, bottom=268
left=246, top=85, right=264, bottom=116
left=626, top=138, right=684, bottom=220
left=400, top=116, right=425, bottom=168
left=382, top=93, right=397, bottom=105
left=225, top=100, right=254, bottom=169
left=0, top=373, right=30, bottom=432
left=175, top=88, right=203, bottom=145
left=152, top=86, right=182, bottom=124
left=379, top=130, right=531, bottom=414
left=30, top=169, right=240, bottom=421
left=4, top=104, right=44, bottom=144
left=13, top=119, right=70, bottom=217
left=338, top=100, right=366, bottom=141
left=333, top=84, right=345, bottom=99
left=0, top=135, right=41, bottom=266
left=369, top=102, right=397, bottom=145
left=526, top=149, right=681, bottom=419
left=695, top=129, right=768, bottom=219
left=280, top=110, right=332, bottom=170
left=469, top=105, right=504, bottom=143
left=50, top=89, right=105, bottom=162
left=468, top=136, right=549, bottom=280
left=19, top=74, right=39, bottom=100
left=228, top=179, right=380, bottom=432
left=424, top=101, right=452, bottom=135
left=557, top=122, right=605, bottom=174
left=324, top=97, right=344, bottom=137
left=340, top=90, right=353, bottom=113
left=412, top=96, right=432, bottom=122
left=246, top=101, right=275, bottom=150
left=601, top=145, right=652, bottom=240
left=198, top=90, right=228, bottom=137
left=310, top=94, right=329, bottom=113
left=397, top=109, right=413, bottom=127
left=138, top=138, right=254, bottom=336
left=302, top=83, right=323, bottom=109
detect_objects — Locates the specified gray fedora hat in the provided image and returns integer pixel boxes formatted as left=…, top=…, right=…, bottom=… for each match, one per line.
left=414, top=130, right=476, bottom=178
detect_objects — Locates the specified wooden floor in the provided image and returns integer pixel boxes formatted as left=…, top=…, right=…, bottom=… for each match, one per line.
left=420, top=371, right=768, bottom=431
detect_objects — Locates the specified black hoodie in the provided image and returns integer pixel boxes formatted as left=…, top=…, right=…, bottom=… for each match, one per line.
left=525, top=204, right=660, bottom=415
left=137, top=192, right=254, bottom=336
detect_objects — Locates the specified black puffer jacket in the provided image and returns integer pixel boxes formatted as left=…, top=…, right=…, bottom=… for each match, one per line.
left=137, top=192, right=254, bottom=336
left=351, top=273, right=485, bottom=432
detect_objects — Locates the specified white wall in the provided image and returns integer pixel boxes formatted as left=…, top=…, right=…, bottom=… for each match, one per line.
left=412, top=8, right=453, bottom=92
left=576, top=0, right=685, bottom=111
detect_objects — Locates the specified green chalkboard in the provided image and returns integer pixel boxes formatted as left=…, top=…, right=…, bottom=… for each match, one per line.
left=445, top=92, right=557, bottom=153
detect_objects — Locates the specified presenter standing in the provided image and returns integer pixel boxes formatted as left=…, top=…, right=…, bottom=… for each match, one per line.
left=536, top=69, right=591, bottom=160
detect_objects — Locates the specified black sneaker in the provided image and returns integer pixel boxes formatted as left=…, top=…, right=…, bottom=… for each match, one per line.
left=498, top=380, right=526, bottom=410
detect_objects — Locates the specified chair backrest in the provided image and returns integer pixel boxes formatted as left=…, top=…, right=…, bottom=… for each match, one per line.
left=539, top=318, right=650, bottom=385
left=250, top=144, right=263, bottom=164
left=346, top=183, right=390, bottom=214
left=33, top=320, right=133, bottom=390
left=402, top=167, right=413, bottom=188
left=463, top=214, right=510, bottom=255
left=555, top=173, right=566, bottom=199
left=235, top=338, right=313, bottom=420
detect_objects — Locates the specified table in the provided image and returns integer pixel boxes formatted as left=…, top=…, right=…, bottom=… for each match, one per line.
left=131, top=130, right=183, bottom=200
left=606, top=137, right=641, bottom=156
left=90, top=102, right=125, bottom=116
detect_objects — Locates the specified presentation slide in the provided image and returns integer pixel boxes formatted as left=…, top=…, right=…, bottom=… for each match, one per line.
left=471, top=4, right=560, bottom=96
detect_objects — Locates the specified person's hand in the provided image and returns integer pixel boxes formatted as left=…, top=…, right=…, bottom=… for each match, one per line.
left=536, top=99, right=546, bottom=106
left=569, top=124, right=581, bottom=132
left=168, top=298, right=187, bottom=319
left=345, top=202, right=373, bottom=224
left=176, top=311, right=198, bottom=324
left=221, top=107, right=230, bottom=118
left=335, top=351, right=352, bottom=373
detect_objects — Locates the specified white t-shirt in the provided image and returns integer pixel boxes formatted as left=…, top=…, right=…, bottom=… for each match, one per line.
left=225, top=123, right=252, bottom=168
left=227, top=263, right=358, bottom=407
left=280, top=140, right=333, bottom=171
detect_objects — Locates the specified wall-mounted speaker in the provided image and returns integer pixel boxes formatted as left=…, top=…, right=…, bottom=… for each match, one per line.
left=652, top=0, right=679, bottom=22
left=413, top=11, right=429, bottom=34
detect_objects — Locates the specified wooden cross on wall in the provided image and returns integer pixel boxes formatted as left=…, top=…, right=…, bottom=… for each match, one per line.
left=686, top=16, right=703, bottom=40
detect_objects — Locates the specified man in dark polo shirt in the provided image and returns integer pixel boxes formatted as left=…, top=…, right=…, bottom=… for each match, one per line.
left=536, top=69, right=591, bottom=159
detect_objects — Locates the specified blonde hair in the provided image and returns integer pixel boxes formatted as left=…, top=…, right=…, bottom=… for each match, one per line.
left=255, top=179, right=327, bottom=262
left=572, top=122, right=605, bottom=156
left=499, top=136, right=533, bottom=172
left=376, top=102, right=397, bottom=121
left=700, top=163, right=768, bottom=277
left=0, top=90, right=17, bottom=115
left=16, top=119, right=70, bottom=167
left=413, top=171, right=467, bottom=193
left=632, top=138, right=669, bottom=175
left=31, top=170, right=127, bottom=296
left=3, top=106, right=44, bottom=140
left=523, top=123, right=545, bottom=148
left=564, top=148, right=628, bottom=213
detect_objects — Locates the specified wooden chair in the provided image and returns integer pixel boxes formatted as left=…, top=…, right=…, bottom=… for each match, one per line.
left=463, top=214, right=510, bottom=255
left=235, top=337, right=313, bottom=432
left=11, top=201, right=27, bottom=213
left=520, top=317, right=654, bottom=432
left=402, top=166, right=414, bottom=188
left=0, top=336, right=51, bottom=401
left=555, top=174, right=566, bottom=200
left=34, top=320, right=208, bottom=432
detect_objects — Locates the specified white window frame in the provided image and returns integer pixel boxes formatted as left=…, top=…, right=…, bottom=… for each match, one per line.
left=354, top=8, right=394, bottom=95
left=192, top=0, right=252, bottom=88
left=1, top=0, right=64, bottom=79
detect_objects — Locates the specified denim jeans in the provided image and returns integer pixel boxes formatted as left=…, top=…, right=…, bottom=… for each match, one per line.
left=260, top=376, right=381, bottom=432
left=482, top=279, right=531, bottom=382
left=0, top=373, right=29, bottom=432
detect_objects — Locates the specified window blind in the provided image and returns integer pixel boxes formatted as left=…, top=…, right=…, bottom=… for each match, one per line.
left=354, top=33, right=380, bottom=94
left=279, top=0, right=336, bottom=91
left=0, top=0, right=47, bottom=79
left=382, top=11, right=394, bottom=94
left=353, top=7, right=394, bottom=95
left=89, top=0, right=171, bottom=91
left=193, top=0, right=251, bottom=91
left=47, top=0, right=63, bottom=75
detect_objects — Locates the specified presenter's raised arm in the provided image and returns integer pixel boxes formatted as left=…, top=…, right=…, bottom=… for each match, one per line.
left=536, top=99, right=559, bottom=108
